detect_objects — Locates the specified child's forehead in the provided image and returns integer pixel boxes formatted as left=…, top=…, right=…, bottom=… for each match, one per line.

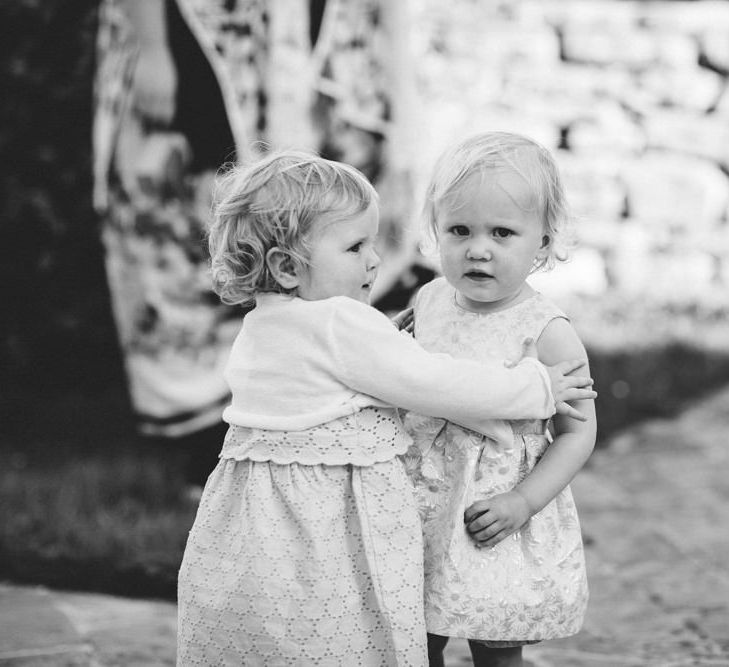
left=441, top=166, right=540, bottom=213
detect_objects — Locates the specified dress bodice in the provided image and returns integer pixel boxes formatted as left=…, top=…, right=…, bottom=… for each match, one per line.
left=414, top=278, right=567, bottom=395
left=407, top=277, right=568, bottom=447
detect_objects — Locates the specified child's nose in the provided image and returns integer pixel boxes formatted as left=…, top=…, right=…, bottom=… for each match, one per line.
left=367, top=248, right=381, bottom=270
left=466, top=239, right=493, bottom=260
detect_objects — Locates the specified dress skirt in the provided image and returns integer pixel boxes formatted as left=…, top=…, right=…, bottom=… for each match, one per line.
left=177, top=416, right=427, bottom=666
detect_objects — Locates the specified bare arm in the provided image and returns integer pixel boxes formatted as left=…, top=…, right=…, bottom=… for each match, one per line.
left=465, top=317, right=597, bottom=547
left=516, top=318, right=596, bottom=511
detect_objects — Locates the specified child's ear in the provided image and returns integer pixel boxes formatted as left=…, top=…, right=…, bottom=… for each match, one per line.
left=540, top=234, right=551, bottom=249
left=266, top=247, right=301, bottom=290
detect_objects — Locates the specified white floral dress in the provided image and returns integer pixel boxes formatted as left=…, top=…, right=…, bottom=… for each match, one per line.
left=402, top=277, right=589, bottom=644
left=177, top=407, right=428, bottom=666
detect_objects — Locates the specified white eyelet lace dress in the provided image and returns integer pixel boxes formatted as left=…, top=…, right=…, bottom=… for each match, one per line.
left=402, top=277, right=589, bottom=645
left=177, top=407, right=428, bottom=666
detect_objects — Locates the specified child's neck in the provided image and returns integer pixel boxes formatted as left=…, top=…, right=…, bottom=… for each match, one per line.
left=454, top=282, right=536, bottom=315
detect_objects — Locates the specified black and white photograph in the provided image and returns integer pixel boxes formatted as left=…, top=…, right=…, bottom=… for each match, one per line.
left=1, top=1, right=728, bottom=665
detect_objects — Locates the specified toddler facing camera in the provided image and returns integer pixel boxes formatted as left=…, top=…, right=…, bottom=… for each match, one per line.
left=403, top=132, right=597, bottom=667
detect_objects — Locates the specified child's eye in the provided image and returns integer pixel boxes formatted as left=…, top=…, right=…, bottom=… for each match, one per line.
left=449, top=225, right=470, bottom=237
left=348, top=242, right=363, bottom=253
left=493, top=227, right=514, bottom=239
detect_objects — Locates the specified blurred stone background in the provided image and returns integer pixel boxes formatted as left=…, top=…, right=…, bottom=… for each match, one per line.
left=411, top=0, right=729, bottom=306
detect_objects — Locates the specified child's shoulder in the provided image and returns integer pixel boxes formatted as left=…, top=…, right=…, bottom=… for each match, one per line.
left=527, top=291, right=570, bottom=324
left=255, top=293, right=380, bottom=325
left=326, top=295, right=393, bottom=327
left=532, top=294, right=587, bottom=363
left=413, top=275, right=451, bottom=308
left=419, top=275, right=450, bottom=296
left=507, top=291, right=573, bottom=349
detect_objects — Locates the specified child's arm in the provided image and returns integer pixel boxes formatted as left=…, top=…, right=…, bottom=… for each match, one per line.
left=331, top=300, right=595, bottom=431
left=393, top=309, right=591, bottom=421
left=464, top=317, right=597, bottom=549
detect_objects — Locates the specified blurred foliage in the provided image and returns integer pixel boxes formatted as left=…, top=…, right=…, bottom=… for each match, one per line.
left=568, top=293, right=729, bottom=439
left=0, top=389, right=194, bottom=599
left=0, top=1, right=126, bottom=396
left=0, top=446, right=193, bottom=599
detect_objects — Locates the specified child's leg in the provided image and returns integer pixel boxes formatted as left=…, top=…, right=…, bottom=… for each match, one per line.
left=427, top=633, right=450, bottom=667
left=468, top=642, right=523, bottom=667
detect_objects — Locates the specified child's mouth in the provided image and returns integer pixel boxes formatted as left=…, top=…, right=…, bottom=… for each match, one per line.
left=464, top=271, right=493, bottom=281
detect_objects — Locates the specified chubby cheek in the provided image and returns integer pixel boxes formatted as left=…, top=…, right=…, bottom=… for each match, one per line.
left=438, top=243, right=461, bottom=273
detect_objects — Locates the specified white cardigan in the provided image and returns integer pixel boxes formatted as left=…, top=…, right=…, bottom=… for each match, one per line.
left=222, top=294, right=555, bottom=432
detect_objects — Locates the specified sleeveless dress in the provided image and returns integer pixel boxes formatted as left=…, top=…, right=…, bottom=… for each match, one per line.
left=177, top=407, right=428, bottom=666
left=402, top=277, right=588, bottom=644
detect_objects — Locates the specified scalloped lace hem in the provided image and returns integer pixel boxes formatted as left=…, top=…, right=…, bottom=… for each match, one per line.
left=220, top=407, right=413, bottom=466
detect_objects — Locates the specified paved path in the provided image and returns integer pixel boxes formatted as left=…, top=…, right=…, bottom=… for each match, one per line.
left=2, top=386, right=728, bottom=666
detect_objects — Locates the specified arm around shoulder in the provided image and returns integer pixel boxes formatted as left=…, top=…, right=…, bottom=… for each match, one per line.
left=327, top=298, right=555, bottom=425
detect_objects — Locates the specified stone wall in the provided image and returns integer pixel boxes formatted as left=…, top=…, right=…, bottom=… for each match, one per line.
left=412, top=0, right=729, bottom=305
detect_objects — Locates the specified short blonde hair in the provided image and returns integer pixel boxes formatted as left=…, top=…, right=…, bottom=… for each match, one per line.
left=424, top=132, right=574, bottom=271
left=208, top=149, right=378, bottom=306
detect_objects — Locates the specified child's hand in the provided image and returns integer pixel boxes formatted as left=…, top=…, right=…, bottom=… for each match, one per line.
left=391, top=307, right=414, bottom=333
left=464, top=491, right=531, bottom=548
left=504, top=336, right=537, bottom=367
left=545, top=359, right=596, bottom=421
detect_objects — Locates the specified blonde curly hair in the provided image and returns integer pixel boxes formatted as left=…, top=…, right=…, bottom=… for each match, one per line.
left=208, top=149, right=378, bottom=306
left=423, top=132, right=574, bottom=271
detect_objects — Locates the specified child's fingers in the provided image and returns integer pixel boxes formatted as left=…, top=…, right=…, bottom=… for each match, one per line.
left=476, top=527, right=509, bottom=549
left=555, top=359, right=587, bottom=375
left=463, top=501, right=490, bottom=525
left=465, top=510, right=499, bottom=535
left=563, top=374, right=594, bottom=388
left=469, top=517, right=506, bottom=545
left=555, top=401, right=588, bottom=421
left=504, top=337, right=536, bottom=368
left=520, top=337, right=537, bottom=359
left=560, top=387, right=597, bottom=402
left=391, top=307, right=414, bottom=332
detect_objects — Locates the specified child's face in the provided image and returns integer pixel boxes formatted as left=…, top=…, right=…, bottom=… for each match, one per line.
left=436, top=169, right=547, bottom=313
left=297, top=201, right=380, bottom=304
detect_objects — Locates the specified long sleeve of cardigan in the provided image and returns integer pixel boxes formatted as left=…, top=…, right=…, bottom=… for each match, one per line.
left=329, top=300, right=555, bottom=432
